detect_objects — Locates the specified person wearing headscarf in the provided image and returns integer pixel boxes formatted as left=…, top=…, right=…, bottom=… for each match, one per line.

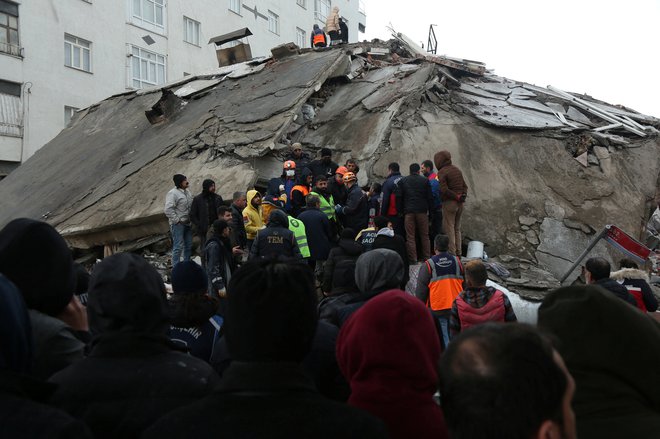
left=0, top=275, right=92, bottom=438
left=337, top=290, right=449, bottom=439
left=0, top=218, right=87, bottom=380
left=49, top=253, right=219, bottom=438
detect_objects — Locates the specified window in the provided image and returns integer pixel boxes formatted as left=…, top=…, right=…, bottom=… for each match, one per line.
left=183, top=16, right=200, bottom=46
left=314, top=0, right=330, bottom=22
left=229, top=0, right=240, bottom=14
left=0, top=79, right=21, bottom=137
left=64, top=106, right=79, bottom=126
left=64, top=34, right=91, bottom=72
left=297, top=0, right=306, bottom=8
left=130, top=45, right=166, bottom=89
left=296, top=27, right=306, bottom=48
left=0, top=1, right=20, bottom=57
left=268, top=10, right=279, bottom=35
left=131, top=0, right=165, bottom=30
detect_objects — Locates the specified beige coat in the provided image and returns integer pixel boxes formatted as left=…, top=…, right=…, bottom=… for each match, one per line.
left=325, top=6, right=340, bottom=32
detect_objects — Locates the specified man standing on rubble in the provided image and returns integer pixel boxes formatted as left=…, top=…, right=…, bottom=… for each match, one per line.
left=381, top=162, right=404, bottom=237
left=435, top=151, right=468, bottom=256
left=325, top=6, right=341, bottom=46
left=336, top=172, right=369, bottom=235
left=310, top=24, right=327, bottom=48
left=328, top=166, right=348, bottom=206
left=230, top=192, right=247, bottom=252
left=284, top=143, right=310, bottom=176
left=397, top=163, right=434, bottom=263
left=308, top=148, right=339, bottom=180
left=190, top=179, right=224, bottom=265
left=423, top=159, right=443, bottom=251
left=165, top=174, right=194, bottom=267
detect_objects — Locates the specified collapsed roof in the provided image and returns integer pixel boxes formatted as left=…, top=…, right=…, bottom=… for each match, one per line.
left=1, top=33, right=659, bottom=284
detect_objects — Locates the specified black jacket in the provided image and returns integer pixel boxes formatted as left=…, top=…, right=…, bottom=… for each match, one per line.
left=298, top=208, right=333, bottom=261
left=49, top=335, right=220, bottom=439
left=373, top=232, right=409, bottom=289
left=397, top=173, right=434, bottom=214
left=190, top=192, right=224, bottom=237
left=328, top=179, right=348, bottom=205
left=342, top=184, right=369, bottom=233
left=307, top=159, right=339, bottom=180
left=205, top=236, right=235, bottom=294
left=611, top=268, right=659, bottom=312
left=322, top=238, right=363, bottom=294
left=594, top=278, right=637, bottom=307
left=249, top=211, right=302, bottom=260
left=142, top=362, right=387, bottom=439
left=230, top=203, right=247, bottom=248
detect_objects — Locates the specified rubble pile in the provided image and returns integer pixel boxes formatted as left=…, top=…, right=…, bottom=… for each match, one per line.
left=1, top=33, right=660, bottom=288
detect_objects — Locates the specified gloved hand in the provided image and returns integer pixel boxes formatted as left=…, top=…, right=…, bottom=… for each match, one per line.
left=334, top=205, right=343, bottom=214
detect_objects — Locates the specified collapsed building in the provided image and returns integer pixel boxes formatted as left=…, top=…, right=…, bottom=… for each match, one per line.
left=1, top=32, right=659, bottom=298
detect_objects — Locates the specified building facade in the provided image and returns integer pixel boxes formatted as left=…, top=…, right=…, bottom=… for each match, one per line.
left=0, top=0, right=366, bottom=176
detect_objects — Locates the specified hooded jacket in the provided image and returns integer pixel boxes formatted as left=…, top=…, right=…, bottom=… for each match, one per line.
left=610, top=268, right=659, bottom=312
left=291, top=168, right=313, bottom=217
left=0, top=275, right=93, bottom=439
left=325, top=6, right=340, bottom=32
left=434, top=151, right=468, bottom=202
left=49, top=254, right=219, bottom=439
left=322, top=238, right=364, bottom=294
left=372, top=228, right=409, bottom=289
left=334, top=249, right=404, bottom=326
left=0, top=218, right=85, bottom=380
left=337, top=290, right=449, bottom=439
left=538, top=285, right=660, bottom=439
left=249, top=210, right=302, bottom=260
left=190, top=184, right=224, bottom=237
left=342, top=183, right=369, bottom=233
left=242, top=190, right=264, bottom=240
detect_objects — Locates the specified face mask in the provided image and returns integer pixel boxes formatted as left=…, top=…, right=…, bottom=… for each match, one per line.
left=285, top=170, right=295, bottom=177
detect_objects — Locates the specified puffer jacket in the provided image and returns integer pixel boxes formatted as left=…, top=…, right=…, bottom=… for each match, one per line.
left=242, top=190, right=264, bottom=240
left=325, top=6, right=340, bottom=32
left=322, top=238, right=364, bottom=294
left=434, top=151, right=468, bottom=202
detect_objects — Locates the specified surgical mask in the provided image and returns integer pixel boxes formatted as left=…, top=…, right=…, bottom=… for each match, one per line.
left=285, top=170, right=295, bottom=177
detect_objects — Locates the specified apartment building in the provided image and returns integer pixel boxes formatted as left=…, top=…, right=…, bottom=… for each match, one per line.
left=0, top=0, right=366, bottom=176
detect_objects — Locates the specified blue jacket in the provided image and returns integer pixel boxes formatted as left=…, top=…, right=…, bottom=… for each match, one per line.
left=381, top=172, right=402, bottom=216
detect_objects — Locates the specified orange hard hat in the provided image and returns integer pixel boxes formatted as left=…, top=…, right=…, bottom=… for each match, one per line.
left=336, top=166, right=348, bottom=175
left=283, top=160, right=296, bottom=170
left=342, top=172, right=357, bottom=183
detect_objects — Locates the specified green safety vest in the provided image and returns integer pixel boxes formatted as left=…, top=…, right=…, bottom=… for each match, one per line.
left=310, top=191, right=335, bottom=220
left=288, top=216, right=310, bottom=258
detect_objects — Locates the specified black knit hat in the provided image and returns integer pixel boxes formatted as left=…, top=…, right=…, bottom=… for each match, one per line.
left=320, top=148, right=332, bottom=157
left=0, top=218, right=74, bottom=316
left=202, top=179, right=215, bottom=192
left=171, top=261, right=208, bottom=295
left=173, top=174, right=187, bottom=188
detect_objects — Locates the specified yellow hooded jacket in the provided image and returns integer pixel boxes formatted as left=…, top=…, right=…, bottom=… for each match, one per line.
left=242, top=190, right=264, bottom=240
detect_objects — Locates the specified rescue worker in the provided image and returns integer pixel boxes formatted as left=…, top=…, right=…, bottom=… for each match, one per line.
left=242, top=190, right=264, bottom=251
left=449, top=260, right=517, bottom=338
left=267, top=160, right=296, bottom=212
left=415, top=234, right=464, bottom=349
left=249, top=210, right=302, bottom=260
left=288, top=213, right=310, bottom=260
left=309, top=175, right=339, bottom=240
left=290, top=168, right=313, bottom=217
left=310, top=24, right=327, bottom=48
left=298, top=194, right=333, bottom=275
left=261, top=194, right=287, bottom=225
left=328, top=166, right=348, bottom=206
left=356, top=225, right=378, bottom=251
left=336, top=172, right=369, bottom=234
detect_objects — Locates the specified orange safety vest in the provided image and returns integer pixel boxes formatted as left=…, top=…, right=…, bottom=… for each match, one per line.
left=291, top=185, right=310, bottom=198
left=313, top=32, right=325, bottom=45
left=425, top=255, right=464, bottom=311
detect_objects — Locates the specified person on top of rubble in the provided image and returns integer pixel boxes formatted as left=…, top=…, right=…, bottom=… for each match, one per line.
left=310, top=24, right=327, bottom=48
left=381, top=162, right=405, bottom=237
left=49, top=253, right=219, bottom=439
left=248, top=210, right=303, bottom=261
left=261, top=195, right=310, bottom=259
left=434, top=151, right=468, bottom=256
left=325, top=6, right=341, bottom=46
left=164, top=174, right=194, bottom=267
left=143, top=259, right=387, bottom=438
left=290, top=167, right=313, bottom=217
left=582, top=257, right=637, bottom=307
left=611, top=258, right=658, bottom=312
left=205, top=220, right=241, bottom=307
left=267, top=160, right=297, bottom=212
left=422, top=159, right=443, bottom=248
left=328, top=165, right=348, bottom=206
left=337, top=290, right=449, bottom=439
left=339, top=17, right=349, bottom=44
left=336, top=171, right=369, bottom=234
left=308, top=147, right=339, bottom=180
left=0, top=274, right=93, bottom=438
left=190, top=179, right=224, bottom=266
left=449, top=260, right=517, bottom=338
left=538, top=285, right=660, bottom=439
left=415, top=234, right=464, bottom=350
left=298, top=194, right=333, bottom=277
left=229, top=191, right=247, bottom=251
left=310, top=175, right=336, bottom=221
left=397, top=163, right=434, bottom=264
left=261, top=194, right=287, bottom=225
left=345, top=158, right=360, bottom=176
left=0, top=218, right=88, bottom=381
left=168, top=261, right=223, bottom=362
left=217, top=205, right=233, bottom=223
left=242, top=190, right=264, bottom=251
left=367, top=182, right=382, bottom=228
left=371, top=215, right=409, bottom=290
left=284, top=142, right=311, bottom=170
left=440, top=323, right=576, bottom=439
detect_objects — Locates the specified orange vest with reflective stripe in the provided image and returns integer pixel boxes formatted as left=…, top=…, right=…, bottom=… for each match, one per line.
left=291, top=185, right=310, bottom=198
left=313, top=33, right=325, bottom=45
left=425, top=254, right=464, bottom=311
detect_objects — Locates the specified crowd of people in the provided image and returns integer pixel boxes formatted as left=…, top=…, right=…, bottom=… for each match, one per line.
left=1, top=144, right=660, bottom=438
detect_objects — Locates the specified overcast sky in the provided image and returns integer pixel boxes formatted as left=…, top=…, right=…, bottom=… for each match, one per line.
left=361, top=0, right=660, bottom=118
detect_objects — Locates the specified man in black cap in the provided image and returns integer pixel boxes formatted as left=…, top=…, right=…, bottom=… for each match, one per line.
left=248, top=210, right=303, bottom=261
left=143, top=259, right=386, bottom=438
left=308, top=148, right=339, bottom=180
left=190, top=179, right=224, bottom=265
left=49, top=253, right=219, bottom=438
left=164, top=174, right=193, bottom=267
